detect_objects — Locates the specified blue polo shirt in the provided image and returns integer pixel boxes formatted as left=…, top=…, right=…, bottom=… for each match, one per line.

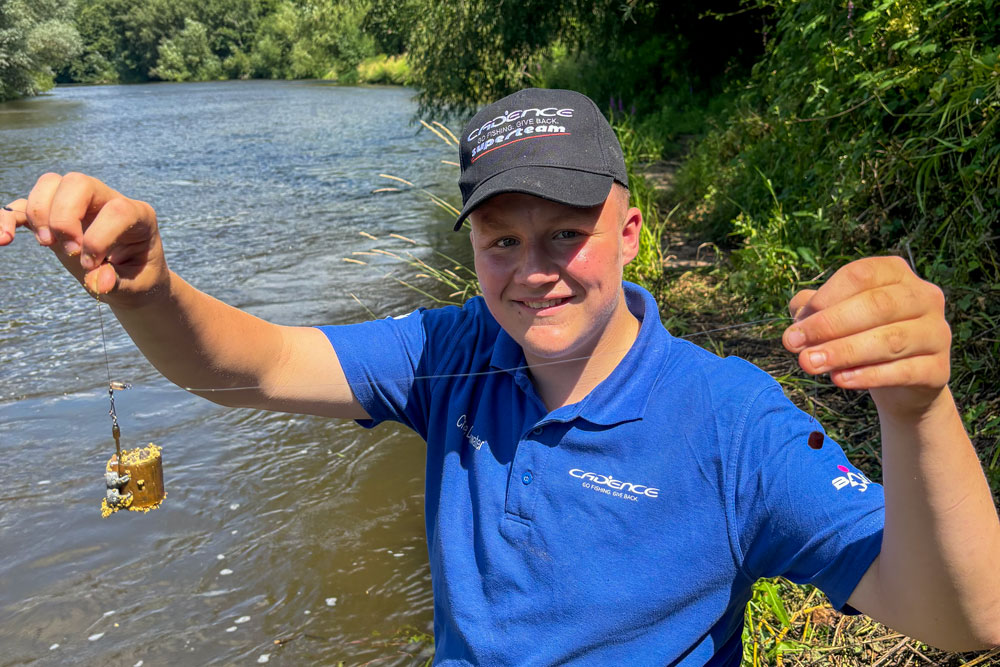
left=319, top=282, right=884, bottom=665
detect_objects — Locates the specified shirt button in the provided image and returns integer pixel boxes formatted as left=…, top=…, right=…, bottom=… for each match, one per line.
left=531, top=427, right=542, bottom=436
left=521, top=471, right=533, bottom=485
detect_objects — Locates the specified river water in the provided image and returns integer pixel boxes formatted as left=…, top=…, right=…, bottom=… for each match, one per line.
left=0, top=81, right=469, bottom=665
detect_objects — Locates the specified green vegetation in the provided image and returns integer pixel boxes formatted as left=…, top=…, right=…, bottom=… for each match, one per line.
left=355, top=53, right=411, bottom=86
left=0, top=0, right=81, bottom=101
left=4, top=0, right=998, bottom=662
left=672, top=0, right=999, bottom=495
left=5, top=1, right=763, bottom=108
left=3, top=0, right=399, bottom=88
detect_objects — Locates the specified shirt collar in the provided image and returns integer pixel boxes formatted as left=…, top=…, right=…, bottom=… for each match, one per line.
left=489, top=282, right=673, bottom=426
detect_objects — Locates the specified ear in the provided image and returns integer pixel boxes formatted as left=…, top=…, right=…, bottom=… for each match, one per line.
left=620, top=207, right=643, bottom=266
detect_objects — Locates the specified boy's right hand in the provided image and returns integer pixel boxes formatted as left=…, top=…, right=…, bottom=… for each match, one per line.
left=0, top=173, right=169, bottom=308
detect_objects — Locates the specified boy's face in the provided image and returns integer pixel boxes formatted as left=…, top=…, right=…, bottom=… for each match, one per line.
left=468, top=190, right=641, bottom=363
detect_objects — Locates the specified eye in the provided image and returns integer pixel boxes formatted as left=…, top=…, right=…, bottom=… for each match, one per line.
left=494, top=237, right=518, bottom=248
left=554, top=230, right=582, bottom=240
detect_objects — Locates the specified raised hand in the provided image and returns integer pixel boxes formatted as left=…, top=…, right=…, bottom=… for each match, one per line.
left=782, top=256, right=952, bottom=419
left=0, top=172, right=168, bottom=308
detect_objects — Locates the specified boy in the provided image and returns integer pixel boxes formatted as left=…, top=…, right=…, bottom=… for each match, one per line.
left=2, top=88, right=998, bottom=664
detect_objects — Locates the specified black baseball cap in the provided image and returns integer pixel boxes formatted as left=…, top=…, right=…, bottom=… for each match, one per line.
left=453, top=88, right=628, bottom=231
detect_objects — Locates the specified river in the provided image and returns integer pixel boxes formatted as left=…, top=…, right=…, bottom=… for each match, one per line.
left=0, top=81, right=468, bottom=665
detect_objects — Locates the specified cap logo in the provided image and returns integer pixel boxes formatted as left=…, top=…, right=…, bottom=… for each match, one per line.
left=470, top=125, right=571, bottom=163
left=467, top=107, right=575, bottom=141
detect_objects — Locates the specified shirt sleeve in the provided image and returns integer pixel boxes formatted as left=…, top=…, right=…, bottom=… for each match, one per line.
left=316, top=308, right=433, bottom=437
left=728, top=383, right=885, bottom=611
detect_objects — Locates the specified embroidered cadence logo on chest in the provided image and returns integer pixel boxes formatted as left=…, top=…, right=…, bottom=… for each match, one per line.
left=568, top=468, right=659, bottom=501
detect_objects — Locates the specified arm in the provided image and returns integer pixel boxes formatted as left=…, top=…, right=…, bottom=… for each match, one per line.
left=782, top=256, right=1000, bottom=650
left=0, top=172, right=368, bottom=419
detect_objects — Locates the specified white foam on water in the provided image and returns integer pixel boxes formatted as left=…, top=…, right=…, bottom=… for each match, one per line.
left=199, top=589, right=228, bottom=597
left=220, top=569, right=233, bottom=576
left=225, top=626, right=237, bottom=633
left=257, top=654, right=270, bottom=663
left=48, top=644, right=59, bottom=650
left=235, top=615, right=251, bottom=624
left=325, top=597, right=337, bottom=607
left=88, top=632, right=104, bottom=641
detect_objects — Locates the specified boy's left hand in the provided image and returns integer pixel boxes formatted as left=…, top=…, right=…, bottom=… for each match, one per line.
left=782, top=256, right=952, bottom=420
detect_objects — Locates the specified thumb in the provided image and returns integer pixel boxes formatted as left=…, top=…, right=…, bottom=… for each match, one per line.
left=789, top=289, right=818, bottom=321
left=84, top=263, right=118, bottom=296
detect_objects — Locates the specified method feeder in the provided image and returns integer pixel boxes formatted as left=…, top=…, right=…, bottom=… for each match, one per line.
left=97, top=299, right=165, bottom=517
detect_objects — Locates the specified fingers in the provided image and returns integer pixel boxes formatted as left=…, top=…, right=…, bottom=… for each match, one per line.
left=782, top=256, right=952, bottom=400
left=829, top=354, right=951, bottom=393
left=784, top=282, right=934, bottom=352
left=794, top=256, right=913, bottom=314
left=0, top=199, right=28, bottom=245
left=794, top=316, right=951, bottom=379
left=25, top=173, right=63, bottom=246
left=6, top=173, right=164, bottom=300
left=80, top=197, right=155, bottom=270
left=19, top=172, right=124, bottom=256
left=48, top=173, right=120, bottom=256
left=81, top=197, right=160, bottom=297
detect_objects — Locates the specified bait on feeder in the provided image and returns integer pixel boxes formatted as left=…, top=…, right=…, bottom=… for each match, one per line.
left=95, top=298, right=166, bottom=518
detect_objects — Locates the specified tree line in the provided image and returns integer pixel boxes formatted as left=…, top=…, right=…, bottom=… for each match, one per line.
left=0, top=0, right=762, bottom=118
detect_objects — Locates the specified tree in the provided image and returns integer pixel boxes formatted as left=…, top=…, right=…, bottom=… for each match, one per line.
left=404, top=0, right=766, bottom=117
left=0, top=0, right=81, bottom=100
left=151, top=18, right=222, bottom=81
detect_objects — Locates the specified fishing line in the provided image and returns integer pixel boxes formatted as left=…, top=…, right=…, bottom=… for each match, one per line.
left=177, top=314, right=793, bottom=394
left=96, top=298, right=124, bottom=476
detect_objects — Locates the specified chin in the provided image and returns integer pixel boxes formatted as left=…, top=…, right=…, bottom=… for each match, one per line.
left=519, top=329, right=586, bottom=361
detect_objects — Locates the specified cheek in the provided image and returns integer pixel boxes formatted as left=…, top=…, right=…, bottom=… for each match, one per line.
left=565, top=245, right=616, bottom=282
left=474, top=256, right=504, bottom=297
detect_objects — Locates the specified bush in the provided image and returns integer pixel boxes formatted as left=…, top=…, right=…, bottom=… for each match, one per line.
left=674, top=0, right=1000, bottom=493
left=355, top=53, right=411, bottom=85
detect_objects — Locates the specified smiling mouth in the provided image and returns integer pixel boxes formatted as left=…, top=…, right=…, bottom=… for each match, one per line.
left=518, top=297, right=570, bottom=310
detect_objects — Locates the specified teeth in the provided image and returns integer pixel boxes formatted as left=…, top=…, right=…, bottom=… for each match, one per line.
left=524, top=299, right=561, bottom=309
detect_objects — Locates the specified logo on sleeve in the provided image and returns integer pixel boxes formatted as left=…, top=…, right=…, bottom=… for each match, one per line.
left=831, top=464, right=872, bottom=492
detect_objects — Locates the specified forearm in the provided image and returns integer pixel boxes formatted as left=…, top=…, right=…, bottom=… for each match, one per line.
left=2, top=175, right=353, bottom=414
left=874, top=388, right=1000, bottom=648
left=109, top=271, right=286, bottom=408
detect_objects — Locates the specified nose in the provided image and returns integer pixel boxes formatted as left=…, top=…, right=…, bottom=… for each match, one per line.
left=514, top=240, right=560, bottom=287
